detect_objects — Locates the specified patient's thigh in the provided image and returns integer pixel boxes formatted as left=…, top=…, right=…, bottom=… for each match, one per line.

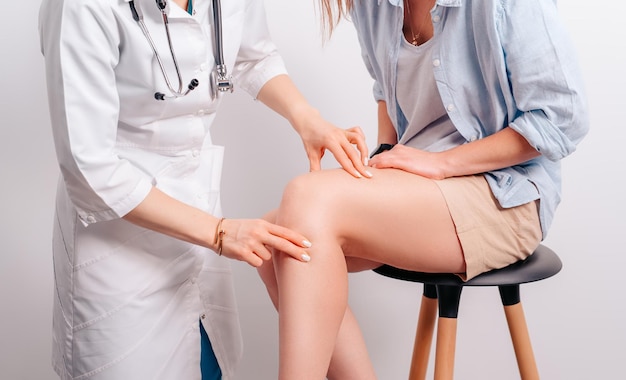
left=279, top=168, right=464, bottom=273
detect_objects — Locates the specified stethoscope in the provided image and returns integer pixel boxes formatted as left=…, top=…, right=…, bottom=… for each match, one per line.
left=129, top=0, right=233, bottom=101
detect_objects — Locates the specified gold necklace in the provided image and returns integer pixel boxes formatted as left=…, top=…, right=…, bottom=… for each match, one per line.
left=404, top=0, right=433, bottom=46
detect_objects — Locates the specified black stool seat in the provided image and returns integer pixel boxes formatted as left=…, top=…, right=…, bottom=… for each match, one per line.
left=374, top=244, right=562, bottom=287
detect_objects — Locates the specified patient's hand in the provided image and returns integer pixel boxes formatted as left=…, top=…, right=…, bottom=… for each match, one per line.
left=368, top=144, right=447, bottom=180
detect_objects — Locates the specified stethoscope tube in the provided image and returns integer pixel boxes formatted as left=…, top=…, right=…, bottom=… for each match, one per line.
left=129, top=0, right=231, bottom=101
left=211, top=0, right=233, bottom=95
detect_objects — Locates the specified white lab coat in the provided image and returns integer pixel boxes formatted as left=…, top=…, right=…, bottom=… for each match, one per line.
left=38, top=0, right=287, bottom=378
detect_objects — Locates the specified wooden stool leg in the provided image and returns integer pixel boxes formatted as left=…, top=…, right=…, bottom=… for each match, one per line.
left=434, top=317, right=458, bottom=380
left=503, top=303, right=539, bottom=380
left=500, top=285, right=539, bottom=380
left=433, top=285, right=463, bottom=380
left=409, top=285, right=438, bottom=380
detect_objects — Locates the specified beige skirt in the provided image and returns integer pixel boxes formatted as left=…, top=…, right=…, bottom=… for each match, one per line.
left=434, top=175, right=542, bottom=281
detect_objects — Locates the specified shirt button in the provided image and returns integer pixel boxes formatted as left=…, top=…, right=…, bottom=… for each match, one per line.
left=201, top=314, right=206, bottom=320
left=446, top=104, right=455, bottom=112
left=192, top=150, right=200, bottom=157
left=469, top=136, right=478, bottom=142
left=433, top=15, right=441, bottom=23
left=200, top=63, right=208, bottom=72
left=197, top=110, right=205, bottom=116
left=432, top=59, right=441, bottom=67
left=86, top=215, right=96, bottom=224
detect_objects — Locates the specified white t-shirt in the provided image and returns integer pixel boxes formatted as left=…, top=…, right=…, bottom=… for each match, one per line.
left=396, top=35, right=465, bottom=152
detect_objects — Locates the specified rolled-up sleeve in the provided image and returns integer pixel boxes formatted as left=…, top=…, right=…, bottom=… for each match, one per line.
left=499, top=0, right=589, bottom=161
left=40, top=1, right=152, bottom=224
left=231, top=0, right=288, bottom=97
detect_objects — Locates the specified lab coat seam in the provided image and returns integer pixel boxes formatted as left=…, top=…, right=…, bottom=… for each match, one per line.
left=201, top=267, right=233, bottom=274
left=75, top=297, right=182, bottom=380
left=204, top=304, right=239, bottom=313
left=72, top=247, right=195, bottom=332
left=115, top=142, right=203, bottom=153
left=53, top=259, right=72, bottom=330
left=71, top=227, right=153, bottom=271
left=68, top=210, right=80, bottom=377
left=56, top=200, right=74, bottom=266
left=72, top=281, right=193, bottom=379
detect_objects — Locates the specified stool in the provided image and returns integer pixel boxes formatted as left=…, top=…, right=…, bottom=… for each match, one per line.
left=373, top=244, right=562, bottom=380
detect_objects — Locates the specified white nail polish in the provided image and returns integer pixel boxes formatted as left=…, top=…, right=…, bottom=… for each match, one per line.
left=365, top=170, right=373, bottom=178
left=301, top=253, right=311, bottom=262
left=302, top=240, right=312, bottom=248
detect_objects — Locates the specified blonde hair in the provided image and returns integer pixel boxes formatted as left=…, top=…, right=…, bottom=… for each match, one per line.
left=319, top=0, right=353, bottom=38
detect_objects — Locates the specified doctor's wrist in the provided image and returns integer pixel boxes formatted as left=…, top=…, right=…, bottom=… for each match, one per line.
left=212, top=217, right=226, bottom=256
left=288, top=104, right=321, bottom=133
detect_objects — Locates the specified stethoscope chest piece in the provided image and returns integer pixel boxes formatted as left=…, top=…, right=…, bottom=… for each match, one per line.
left=210, top=67, right=234, bottom=99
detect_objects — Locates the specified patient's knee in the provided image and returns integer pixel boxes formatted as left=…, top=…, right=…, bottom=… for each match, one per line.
left=281, top=174, right=319, bottom=210
left=277, top=172, right=335, bottom=226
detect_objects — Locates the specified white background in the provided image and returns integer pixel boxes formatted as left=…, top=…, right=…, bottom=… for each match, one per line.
left=1, top=1, right=624, bottom=379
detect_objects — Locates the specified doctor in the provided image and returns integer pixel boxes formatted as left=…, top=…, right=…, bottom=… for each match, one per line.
left=38, top=0, right=371, bottom=379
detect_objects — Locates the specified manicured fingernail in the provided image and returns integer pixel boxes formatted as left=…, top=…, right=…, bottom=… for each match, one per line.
left=365, top=170, right=373, bottom=178
left=301, top=253, right=311, bottom=262
left=363, top=157, right=369, bottom=166
left=302, top=240, right=312, bottom=248
left=354, top=171, right=362, bottom=178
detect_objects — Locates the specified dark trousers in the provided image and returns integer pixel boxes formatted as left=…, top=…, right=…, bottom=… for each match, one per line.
left=200, top=321, right=222, bottom=380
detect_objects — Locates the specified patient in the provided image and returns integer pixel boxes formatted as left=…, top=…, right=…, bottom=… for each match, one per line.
left=258, top=0, right=589, bottom=379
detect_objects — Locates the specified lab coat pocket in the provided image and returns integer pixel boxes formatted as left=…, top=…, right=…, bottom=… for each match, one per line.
left=154, top=145, right=224, bottom=214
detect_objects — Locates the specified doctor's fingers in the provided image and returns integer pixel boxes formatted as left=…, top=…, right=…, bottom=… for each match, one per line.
left=330, top=131, right=372, bottom=178
left=221, top=219, right=311, bottom=265
left=219, top=234, right=273, bottom=268
left=262, top=231, right=312, bottom=263
left=260, top=221, right=314, bottom=262
left=344, top=126, right=370, bottom=167
left=305, top=145, right=326, bottom=173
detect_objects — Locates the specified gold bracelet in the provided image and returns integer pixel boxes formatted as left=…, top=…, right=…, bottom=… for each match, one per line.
left=213, top=217, right=226, bottom=256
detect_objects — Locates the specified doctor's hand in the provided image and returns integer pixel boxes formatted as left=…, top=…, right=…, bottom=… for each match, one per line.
left=255, top=74, right=371, bottom=178
left=296, top=111, right=372, bottom=179
left=215, top=218, right=312, bottom=267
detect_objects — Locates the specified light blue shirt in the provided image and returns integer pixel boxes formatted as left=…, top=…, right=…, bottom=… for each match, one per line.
left=350, top=0, right=589, bottom=237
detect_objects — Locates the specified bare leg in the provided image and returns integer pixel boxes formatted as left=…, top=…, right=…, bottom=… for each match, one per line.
left=273, top=168, right=465, bottom=379
left=257, top=256, right=378, bottom=380
left=325, top=306, right=377, bottom=380
left=259, top=209, right=379, bottom=379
